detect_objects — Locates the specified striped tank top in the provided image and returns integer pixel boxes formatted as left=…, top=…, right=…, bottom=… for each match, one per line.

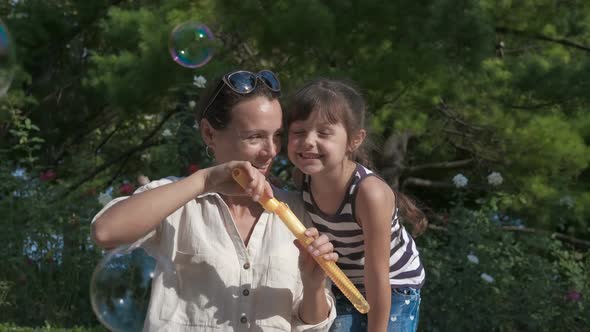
left=302, top=163, right=425, bottom=292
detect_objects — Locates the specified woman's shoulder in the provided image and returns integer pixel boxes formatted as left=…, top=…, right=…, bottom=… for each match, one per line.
left=135, top=176, right=183, bottom=194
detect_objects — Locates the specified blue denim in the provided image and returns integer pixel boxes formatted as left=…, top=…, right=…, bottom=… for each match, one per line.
left=329, top=287, right=421, bottom=332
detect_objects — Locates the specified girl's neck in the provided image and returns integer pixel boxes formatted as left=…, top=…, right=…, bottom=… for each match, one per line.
left=309, top=159, right=356, bottom=207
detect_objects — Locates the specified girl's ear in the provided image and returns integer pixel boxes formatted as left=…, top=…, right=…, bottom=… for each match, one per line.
left=348, top=129, right=367, bottom=152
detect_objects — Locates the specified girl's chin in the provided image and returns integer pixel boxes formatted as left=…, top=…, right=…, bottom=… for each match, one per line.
left=296, top=164, right=323, bottom=175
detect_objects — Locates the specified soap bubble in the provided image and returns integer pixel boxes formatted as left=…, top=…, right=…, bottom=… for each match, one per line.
left=168, top=22, right=215, bottom=68
left=0, top=20, right=16, bottom=97
left=90, top=246, right=175, bottom=332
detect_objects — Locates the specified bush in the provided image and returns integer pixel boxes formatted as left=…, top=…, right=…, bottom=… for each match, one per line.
left=1, top=156, right=588, bottom=330
left=418, top=206, right=589, bottom=331
left=0, top=323, right=105, bottom=331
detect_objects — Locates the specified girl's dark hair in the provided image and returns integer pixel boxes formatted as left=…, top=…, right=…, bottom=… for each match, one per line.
left=196, top=70, right=279, bottom=130
left=286, top=78, right=372, bottom=166
left=287, top=78, right=428, bottom=236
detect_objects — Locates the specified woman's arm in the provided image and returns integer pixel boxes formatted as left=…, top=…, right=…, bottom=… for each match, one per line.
left=92, top=161, right=272, bottom=249
left=356, top=177, right=396, bottom=332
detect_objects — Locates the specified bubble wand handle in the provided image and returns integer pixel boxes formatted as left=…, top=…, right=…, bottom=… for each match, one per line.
left=232, top=168, right=370, bottom=314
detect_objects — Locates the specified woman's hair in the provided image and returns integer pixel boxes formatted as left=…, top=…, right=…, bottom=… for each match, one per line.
left=287, top=78, right=428, bottom=236
left=196, top=70, right=279, bottom=130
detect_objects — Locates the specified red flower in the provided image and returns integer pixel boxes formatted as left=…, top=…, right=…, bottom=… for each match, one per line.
left=85, top=187, right=97, bottom=197
left=119, top=183, right=135, bottom=195
left=187, top=164, right=200, bottom=174
left=566, top=289, right=582, bottom=303
left=40, top=169, right=57, bottom=181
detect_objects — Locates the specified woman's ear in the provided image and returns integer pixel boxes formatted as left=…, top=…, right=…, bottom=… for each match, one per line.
left=200, top=118, right=216, bottom=149
left=349, top=129, right=367, bottom=152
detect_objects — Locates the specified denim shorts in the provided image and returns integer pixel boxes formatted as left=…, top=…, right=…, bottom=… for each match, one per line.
left=329, top=287, right=421, bottom=332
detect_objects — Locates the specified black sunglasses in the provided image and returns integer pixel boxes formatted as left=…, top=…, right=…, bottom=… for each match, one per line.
left=201, top=70, right=281, bottom=121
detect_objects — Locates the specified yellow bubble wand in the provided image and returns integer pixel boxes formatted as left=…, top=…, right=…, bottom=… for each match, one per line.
left=232, top=168, right=370, bottom=314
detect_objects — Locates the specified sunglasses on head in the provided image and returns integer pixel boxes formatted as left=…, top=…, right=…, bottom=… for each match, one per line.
left=201, top=70, right=281, bottom=120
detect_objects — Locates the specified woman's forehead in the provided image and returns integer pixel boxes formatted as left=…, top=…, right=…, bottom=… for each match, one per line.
left=229, top=97, right=283, bottom=130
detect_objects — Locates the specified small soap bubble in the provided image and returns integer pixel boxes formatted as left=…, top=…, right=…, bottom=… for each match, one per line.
left=0, top=20, right=17, bottom=97
left=90, top=246, right=176, bottom=332
left=168, top=22, right=215, bottom=68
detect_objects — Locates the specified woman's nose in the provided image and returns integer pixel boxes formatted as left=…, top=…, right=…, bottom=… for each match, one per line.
left=261, top=137, right=279, bottom=157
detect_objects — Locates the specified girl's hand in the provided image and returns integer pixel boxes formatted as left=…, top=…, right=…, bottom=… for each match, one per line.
left=295, top=227, right=339, bottom=288
left=200, top=161, right=273, bottom=201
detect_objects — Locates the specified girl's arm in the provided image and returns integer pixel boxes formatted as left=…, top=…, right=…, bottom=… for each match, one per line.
left=92, top=161, right=272, bottom=249
left=356, top=177, right=396, bottom=332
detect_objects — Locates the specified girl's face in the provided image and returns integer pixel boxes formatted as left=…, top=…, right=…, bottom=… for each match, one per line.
left=288, top=110, right=350, bottom=175
left=208, top=96, right=283, bottom=176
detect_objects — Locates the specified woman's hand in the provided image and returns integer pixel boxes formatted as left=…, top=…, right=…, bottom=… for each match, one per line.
left=200, top=161, right=273, bottom=201
left=295, top=227, right=339, bottom=288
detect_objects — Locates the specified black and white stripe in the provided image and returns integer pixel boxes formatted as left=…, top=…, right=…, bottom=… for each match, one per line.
left=302, top=163, right=425, bottom=291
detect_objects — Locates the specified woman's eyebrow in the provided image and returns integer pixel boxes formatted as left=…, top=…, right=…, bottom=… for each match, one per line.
left=240, top=129, right=282, bottom=135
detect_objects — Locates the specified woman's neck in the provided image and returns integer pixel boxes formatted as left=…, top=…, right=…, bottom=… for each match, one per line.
left=221, top=195, right=264, bottom=247
left=222, top=195, right=263, bottom=215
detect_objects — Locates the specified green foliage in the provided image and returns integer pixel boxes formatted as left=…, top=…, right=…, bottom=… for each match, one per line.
left=0, top=323, right=105, bottom=332
left=0, top=157, right=104, bottom=326
left=419, top=206, right=589, bottom=331
left=0, top=0, right=589, bottom=329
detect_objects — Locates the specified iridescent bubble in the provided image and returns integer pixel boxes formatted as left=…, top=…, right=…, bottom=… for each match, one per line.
left=0, top=20, right=16, bottom=97
left=90, top=246, right=176, bottom=332
left=168, top=22, right=214, bottom=68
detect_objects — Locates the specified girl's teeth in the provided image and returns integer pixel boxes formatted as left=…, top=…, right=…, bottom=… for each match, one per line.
left=302, top=153, right=319, bottom=159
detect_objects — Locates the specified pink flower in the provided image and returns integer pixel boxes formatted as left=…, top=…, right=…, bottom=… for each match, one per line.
left=566, top=289, right=582, bottom=303
left=40, top=169, right=57, bottom=181
left=187, top=164, right=200, bottom=174
left=119, top=183, right=135, bottom=195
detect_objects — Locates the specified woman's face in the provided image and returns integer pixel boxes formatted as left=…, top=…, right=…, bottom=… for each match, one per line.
left=210, top=96, right=283, bottom=176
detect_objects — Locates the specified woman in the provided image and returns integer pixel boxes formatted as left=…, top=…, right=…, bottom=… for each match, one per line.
left=91, top=70, right=337, bottom=331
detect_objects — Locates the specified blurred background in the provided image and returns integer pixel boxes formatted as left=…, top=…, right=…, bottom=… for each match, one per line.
left=0, top=0, right=588, bottom=331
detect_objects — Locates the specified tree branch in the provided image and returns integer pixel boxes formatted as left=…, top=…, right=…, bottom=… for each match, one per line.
left=502, top=226, right=590, bottom=248
left=496, top=26, right=590, bottom=53
left=58, top=108, right=178, bottom=199
left=428, top=223, right=590, bottom=248
left=402, top=177, right=455, bottom=189
left=437, top=101, right=484, bottom=131
left=407, top=159, right=474, bottom=173
left=508, top=102, right=558, bottom=110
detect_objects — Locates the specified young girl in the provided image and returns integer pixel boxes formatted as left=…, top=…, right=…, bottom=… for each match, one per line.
left=286, top=79, right=426, bottom=332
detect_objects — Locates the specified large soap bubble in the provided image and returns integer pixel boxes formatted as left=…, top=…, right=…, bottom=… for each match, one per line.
left=90, top=246, right=176, bottom=331
left=0, top=20, right=16, bottom=97
left=168, top=22, right=215, bottom=68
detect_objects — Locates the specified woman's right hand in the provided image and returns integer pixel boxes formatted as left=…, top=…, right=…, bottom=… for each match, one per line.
left=200, top=161, right=273, bottom=201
